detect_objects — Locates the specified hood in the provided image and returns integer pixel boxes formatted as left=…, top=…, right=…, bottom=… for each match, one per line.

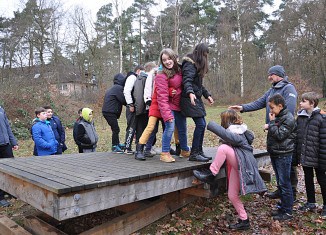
left=297, top=107, right=321, bottom=117
left=227, top=124, right=248, bottom=134
left=113, top=73, right=126, bottom=86
left=82, top=108, right=93, bottom=122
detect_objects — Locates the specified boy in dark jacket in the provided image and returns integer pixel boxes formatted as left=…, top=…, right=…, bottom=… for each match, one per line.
left=43, top=106, right=67, bottom=154
left=293, top=92, right=326, bottom=218
left=267, top=94, right=296, bottom=221
left=102, top=73, right=126, bottom=153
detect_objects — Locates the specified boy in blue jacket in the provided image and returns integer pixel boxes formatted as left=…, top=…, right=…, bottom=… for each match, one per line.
left=44, top=105, right=67, bottom=154
left=32, top=107, right=58, bottom=156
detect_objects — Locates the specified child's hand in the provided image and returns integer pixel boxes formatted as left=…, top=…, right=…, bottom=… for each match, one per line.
left=189, top=93, right=196, bottom=106
left=207, top=96, right=214, bottom=105
left=264, top=124, right=269, bottom=130
left=269, top=112, right=275, bottom=121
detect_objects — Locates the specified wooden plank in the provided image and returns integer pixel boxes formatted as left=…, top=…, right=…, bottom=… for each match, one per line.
left=0, top=160, right=85, bottom=191
left=0, top=171, right=60, bottom=219
left=80, top=192, right=196, bottom=235
left=181, top=187, right=213, bottom=198
left=0, top=214, right=32, bottom=235
left=23, top=215, right=67, bottom=235
left=259, top=169, right=272, bottom=182
left=0, top=164, right=70, bottom=194
left=56, top=171, right=196, bottom=220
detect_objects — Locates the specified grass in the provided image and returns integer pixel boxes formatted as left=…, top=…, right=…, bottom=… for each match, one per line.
left=15, top=105, right=266, bottom=157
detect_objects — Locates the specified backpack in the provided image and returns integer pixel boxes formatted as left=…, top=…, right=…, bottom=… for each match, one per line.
left=132, top=72, right=148, bottom=116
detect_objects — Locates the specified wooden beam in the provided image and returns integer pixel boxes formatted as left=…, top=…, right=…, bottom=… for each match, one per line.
left=80, top=192, right=196, bottom=235
left=181, top=187, right=213, bottom=198
left=0, top=214, right=32, bottom=235
left=23, top=215, right=66, bottom=235
left=259, top=169, right=272, bottom=182
left=57, top=171, right=196, bottom=220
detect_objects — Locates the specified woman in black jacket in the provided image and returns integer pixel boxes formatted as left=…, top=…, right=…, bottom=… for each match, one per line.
left=181, top=43, right=214, bottom=162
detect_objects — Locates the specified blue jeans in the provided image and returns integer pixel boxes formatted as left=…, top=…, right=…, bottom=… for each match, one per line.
left=162, top=111, right=189, bottom=153
left=271, top=155, right=293, bottom=214
left=174, top=111, right=189, bottom=151
left=191, top=117, right=206, bottom=150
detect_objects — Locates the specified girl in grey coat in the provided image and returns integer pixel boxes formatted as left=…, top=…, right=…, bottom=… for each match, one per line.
left=194, top=110, right=266, bottom=230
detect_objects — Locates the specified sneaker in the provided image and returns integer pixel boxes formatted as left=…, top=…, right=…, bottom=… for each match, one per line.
left=271, top=208, right=283, bottom=216
left=144, top=150, right=155, bottom=157
left=124, top=149, right=134, bottom=154
left=298, top=202, right=317, bottom=212
left=266, top=189, right=281, bottom=199
left=0, top=199, right=11, bottom=207
left=229, top=218, right=250, bottom=230
left=118, top=143, right=126, bottom=151
left=199, top=150, right=212, bottom=160
left=321, top=205, right=326, bottom=219
left=273, top=212, right=293, bottom=221
left=169, top=148, right=177, bottom=155
left=180, top=149, right=190, bottom=158
left=160, top=152, right=175, bottom=163
left=112, top=145, right=124, bottom=154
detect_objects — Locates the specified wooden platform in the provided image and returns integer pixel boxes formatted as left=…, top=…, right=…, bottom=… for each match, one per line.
left=0, top=147, right=270, bottom=234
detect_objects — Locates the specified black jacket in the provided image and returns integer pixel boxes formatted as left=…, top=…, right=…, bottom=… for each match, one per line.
left=102, top=73, right=126, bottom=118
left=180, top=56, right=211, bottom=117
left=267, top=107, right=296, bottom=157
left=293, top=108, right=326, bottom=168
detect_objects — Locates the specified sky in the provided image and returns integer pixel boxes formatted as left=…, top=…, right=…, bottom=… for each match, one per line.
left=0, top=0, right=167, bottom=20
left=0, top=0, right=281, bottom=20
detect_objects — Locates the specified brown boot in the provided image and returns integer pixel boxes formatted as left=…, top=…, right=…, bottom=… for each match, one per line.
left=180, top=150, right=190, bottom=158
left=160, top=152, right=175, bottom=163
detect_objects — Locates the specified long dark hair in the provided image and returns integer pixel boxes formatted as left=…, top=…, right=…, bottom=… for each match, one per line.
left=191, top=43, right=209, bottom=78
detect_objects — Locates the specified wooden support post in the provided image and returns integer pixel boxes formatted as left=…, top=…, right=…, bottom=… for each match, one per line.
left=23, top=215, right=67, bottom=235
left=259, top=169, right=272, bottom=182
left=79, top=191, right=196, bottom=235
left=0, top=214, right=32, bottom=235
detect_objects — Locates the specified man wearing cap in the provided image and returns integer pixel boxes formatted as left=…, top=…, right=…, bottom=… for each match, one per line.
left=229, top=65, right=298, bottom=200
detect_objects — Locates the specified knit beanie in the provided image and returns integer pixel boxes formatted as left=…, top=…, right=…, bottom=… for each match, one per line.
left=268, top=65, right=285, bottom=78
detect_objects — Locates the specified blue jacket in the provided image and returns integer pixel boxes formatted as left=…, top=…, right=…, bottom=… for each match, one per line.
left=32, top=119, right=58, bottom=156
left=241, top=78, right=297, bottom=124
left=0, top=106, right=17, bottom=146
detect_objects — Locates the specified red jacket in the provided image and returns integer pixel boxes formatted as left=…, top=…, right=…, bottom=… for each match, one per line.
left=148, top=83, right=161, bottom=119
left=151, top=72, right=182, bottom=122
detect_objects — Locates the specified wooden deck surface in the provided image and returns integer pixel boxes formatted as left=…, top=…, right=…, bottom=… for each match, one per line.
left=0, top=148, right=269, bottom=221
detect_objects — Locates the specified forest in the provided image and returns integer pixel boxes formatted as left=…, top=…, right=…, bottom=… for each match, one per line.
left=0, top=0, right=325, bottom=136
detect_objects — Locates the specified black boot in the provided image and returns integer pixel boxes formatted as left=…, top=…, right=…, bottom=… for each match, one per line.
left=193, top=169, right=216, bottom=184
left=229, top=218, right=250, bottom=230
left=267, top=189, right=280, bottom=199
left=135, top=143, right=146, bottom=161
left=189, top=149, right=209, bottom=162
left=175, top=144, right=181, bottom=156
left=199, top=148, right=212, bottom=160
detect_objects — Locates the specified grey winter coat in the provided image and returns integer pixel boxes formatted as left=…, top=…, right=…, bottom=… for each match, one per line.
left=241, top=78, right=297, bottom=124
left=207, top=121, right=267, bottom=195
left=0, top=106, right=17, bottom=146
